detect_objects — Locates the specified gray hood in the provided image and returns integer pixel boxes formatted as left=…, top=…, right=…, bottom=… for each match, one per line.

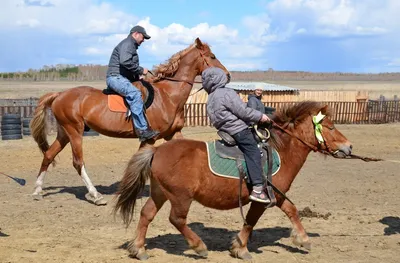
left=201, top=67, right=228, bottom=94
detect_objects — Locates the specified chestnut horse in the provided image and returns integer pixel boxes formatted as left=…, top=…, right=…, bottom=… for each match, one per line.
left=114, top=101, right=353, bottom=260
left=30, top=38, right=230, bottom=205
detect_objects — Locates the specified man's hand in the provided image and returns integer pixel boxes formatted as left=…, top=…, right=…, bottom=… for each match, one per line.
left=260, top=114, right=271, bottom=123
left=142, top=68, right=149, bottom=75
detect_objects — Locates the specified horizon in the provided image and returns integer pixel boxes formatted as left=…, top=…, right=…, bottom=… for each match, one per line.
left=2, top=63, right=400, bottom=75
left=1, top=0, right=399, bottom=73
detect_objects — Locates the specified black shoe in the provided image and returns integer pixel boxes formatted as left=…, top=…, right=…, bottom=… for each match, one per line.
left=138, top=129, right=160, bottom=142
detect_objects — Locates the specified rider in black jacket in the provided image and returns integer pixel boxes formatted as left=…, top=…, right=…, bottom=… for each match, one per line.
left=106, top=25, right=159, bottom=142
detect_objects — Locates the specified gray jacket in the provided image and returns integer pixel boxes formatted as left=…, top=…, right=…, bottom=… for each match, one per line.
left=106, top=36, right=144, bottom=82
left=202, top=68, right=263, bottom=135
left=247, top=94, right=265, bottom=114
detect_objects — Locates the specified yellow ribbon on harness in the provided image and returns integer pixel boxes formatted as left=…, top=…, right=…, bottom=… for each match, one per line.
left=312, top=111, right=325, bottom=144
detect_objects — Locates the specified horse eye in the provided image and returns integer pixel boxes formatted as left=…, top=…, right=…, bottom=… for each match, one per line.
left=210, top=53, right=216, bottom=59
left=328, top=126, right=335, bottom=130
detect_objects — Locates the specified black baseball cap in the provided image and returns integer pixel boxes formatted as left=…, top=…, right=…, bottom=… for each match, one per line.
left=130, top=25, right=151, bottom=39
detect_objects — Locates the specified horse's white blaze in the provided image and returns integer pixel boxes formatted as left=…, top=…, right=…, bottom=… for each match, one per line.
left=33, top=171, right=46, bottom=195
left=81, top=165, right=98, bottom=198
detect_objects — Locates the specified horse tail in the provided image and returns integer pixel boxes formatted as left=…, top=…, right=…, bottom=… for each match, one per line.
left=30, top=92, right=60, bottom=154
left=114, top=146, right=156, bottom=228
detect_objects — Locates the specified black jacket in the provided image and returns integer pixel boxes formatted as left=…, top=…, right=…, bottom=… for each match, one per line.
left=247, top=94, right=265, bottom=114
left=106, top=36, right=144, bottom=82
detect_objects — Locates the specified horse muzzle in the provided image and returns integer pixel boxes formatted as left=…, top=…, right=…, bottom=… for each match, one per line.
left=333, top=144, right=353, bottom=158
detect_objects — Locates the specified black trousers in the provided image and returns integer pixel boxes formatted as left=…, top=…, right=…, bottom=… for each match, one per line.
left=232, top=128, right=264, bottom=186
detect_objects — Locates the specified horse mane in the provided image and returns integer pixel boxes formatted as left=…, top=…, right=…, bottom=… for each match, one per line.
left=268, top=101, right=331, bottom=150
left=151, top=42, right=210, bottom=82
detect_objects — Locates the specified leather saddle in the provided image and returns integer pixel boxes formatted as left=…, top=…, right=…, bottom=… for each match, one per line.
left=102, top=79, right=155, bottom=110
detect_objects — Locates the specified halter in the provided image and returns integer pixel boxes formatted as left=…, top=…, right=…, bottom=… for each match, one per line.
left=271, top=112, right=340, bottom=156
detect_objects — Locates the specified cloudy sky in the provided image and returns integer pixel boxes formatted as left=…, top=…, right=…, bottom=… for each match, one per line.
left=1, top=0, right=399, bottom=73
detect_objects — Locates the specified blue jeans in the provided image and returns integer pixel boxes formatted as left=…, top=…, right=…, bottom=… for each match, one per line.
left=232, top=128, right=264, bottom=186
left=106, top=75, right=148, bottom=131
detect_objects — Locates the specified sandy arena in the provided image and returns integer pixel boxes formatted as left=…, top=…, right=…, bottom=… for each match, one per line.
left=0, top=125, right=399, bottom=263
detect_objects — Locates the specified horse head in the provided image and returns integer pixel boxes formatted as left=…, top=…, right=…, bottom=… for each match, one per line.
left=193, top=38, right=231, bottom=82
left=313, top=104, right=353, bottom=157
left=270, top=101, right=353, bottom=158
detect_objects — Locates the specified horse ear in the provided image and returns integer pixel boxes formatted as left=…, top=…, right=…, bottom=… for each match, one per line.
left=321, top=105, right=329, bottom=114
left=195, top=38, right=203, bottom=48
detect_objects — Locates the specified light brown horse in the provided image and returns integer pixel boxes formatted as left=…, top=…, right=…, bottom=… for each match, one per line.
left=30, top=38, right=230, bottom=205
left=114, top=101, right=353, bottom=260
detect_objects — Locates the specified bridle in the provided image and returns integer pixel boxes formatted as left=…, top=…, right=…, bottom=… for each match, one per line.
left=270, top=116, right=382, bottom=162
left=269, top=114, right=341, bottom=157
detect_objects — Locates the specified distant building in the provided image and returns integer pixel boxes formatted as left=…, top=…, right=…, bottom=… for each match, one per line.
left=225, top=82, right=300, bottom=102
left=186, top=81, right=366, bottom=103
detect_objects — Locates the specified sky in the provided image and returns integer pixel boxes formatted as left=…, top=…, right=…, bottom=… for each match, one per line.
left=0, top=0, right=399, bottom=73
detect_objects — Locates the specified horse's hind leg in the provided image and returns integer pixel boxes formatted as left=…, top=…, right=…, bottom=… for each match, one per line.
left=168, top=195, right=208, bottom=258
left=63, top=124, right=107, bottom=206
left=230, top=202, right=266, bottom=260
left=128, top=179, right=167, bottom=260
left=278, top=199, right=311, bottom=250
left=32, top=126, right=70, bottom=199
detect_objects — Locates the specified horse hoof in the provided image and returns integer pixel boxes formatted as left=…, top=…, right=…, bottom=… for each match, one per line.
left=128, top=242, right=148, bottom=260
left=136, top=252, right=150, bottom=260
left=301, top=241, right=312, bottom=251
left=230, top=249, right=252, bottom=260
left=32, top=193, right=43, bottom=201
left=240, top=252, right=252, bottom=260
left=94, top=197, right=107, bottom=206
left=291, top=231, right=311, bottom=251
left=85, top=193, right=107, bottom=206
left=196, top=249, right=208, bottom=258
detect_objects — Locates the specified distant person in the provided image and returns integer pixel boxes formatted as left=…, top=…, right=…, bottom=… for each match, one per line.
left=106, top=25, right=159, bottom=142
left=247, top=84, right=265, bottom=114
left=202, top=67, right=272, bottom=204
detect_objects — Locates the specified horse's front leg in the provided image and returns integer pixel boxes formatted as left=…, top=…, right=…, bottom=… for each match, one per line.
left=230, top=202, right=266, bottom=260
left=279, top=199, right=311, bottom=250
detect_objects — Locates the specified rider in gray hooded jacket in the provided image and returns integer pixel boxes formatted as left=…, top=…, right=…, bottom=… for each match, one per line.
left=202, top=67, right=272, bottom=204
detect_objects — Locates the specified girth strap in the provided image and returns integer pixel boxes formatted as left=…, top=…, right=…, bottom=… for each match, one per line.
left=264, top=144, right=277, bottom=208
left=236, top=159, right=248, bottom=225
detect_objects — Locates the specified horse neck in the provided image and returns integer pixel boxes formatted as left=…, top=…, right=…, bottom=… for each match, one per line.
left=163, top=55, right=200, bottom=104
left=275, top=124, right=316, bottom=191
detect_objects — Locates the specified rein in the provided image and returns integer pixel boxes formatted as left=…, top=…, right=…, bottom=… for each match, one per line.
left=332, top=153, right=383, bottom=162
left=270, top=120, right=383, bottom=162
left=148, top=70, right=201, bottom=86
left=148, top=70, right=203, bottom=97
left=147, top=48, right=207, bottom=87
left=271, top=120, right=320, bottom=152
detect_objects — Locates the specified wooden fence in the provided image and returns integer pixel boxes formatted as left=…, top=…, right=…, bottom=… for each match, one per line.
left=184, top=101, right=400, bottom=126
left=1, top=101, right=399, bottom=132
left=187, top=87, right=369, bottom=103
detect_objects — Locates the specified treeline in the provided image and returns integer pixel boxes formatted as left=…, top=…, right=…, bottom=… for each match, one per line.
left=1, top=64, right=400, bottom=81
left=0, top=65, right=107, bottom=81
left=232, top=70, right=400, bottom=81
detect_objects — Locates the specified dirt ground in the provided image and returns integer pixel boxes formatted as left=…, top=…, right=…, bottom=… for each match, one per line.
left=0, top=124, right=399, bottom=263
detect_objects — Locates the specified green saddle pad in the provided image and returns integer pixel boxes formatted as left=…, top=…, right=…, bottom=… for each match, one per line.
left=205, top=141, right=281, bottom=180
